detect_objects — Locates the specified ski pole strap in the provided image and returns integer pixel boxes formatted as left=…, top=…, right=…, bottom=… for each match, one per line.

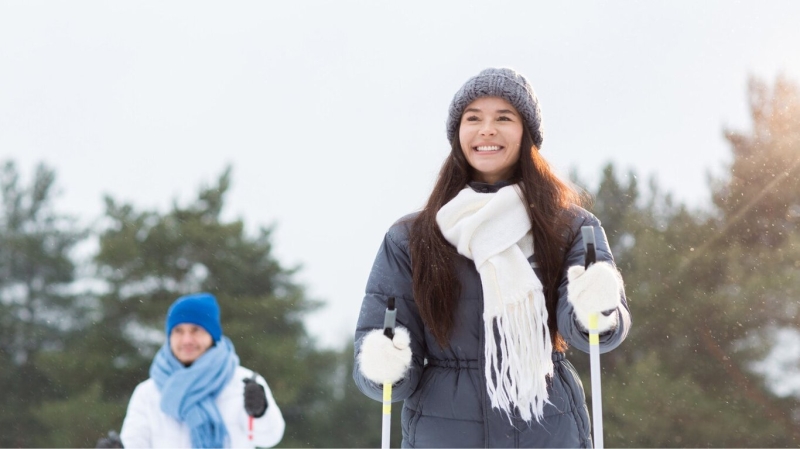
left=581, top=226, right=596, bottom=269
left=383, top=297, right=397, bottom=339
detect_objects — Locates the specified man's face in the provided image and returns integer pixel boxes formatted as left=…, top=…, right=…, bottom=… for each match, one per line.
left=169, top=323, right=214, bottom=365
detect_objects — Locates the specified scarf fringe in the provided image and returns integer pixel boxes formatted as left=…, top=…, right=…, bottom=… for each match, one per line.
left=484, top=293, right=553, bottom=422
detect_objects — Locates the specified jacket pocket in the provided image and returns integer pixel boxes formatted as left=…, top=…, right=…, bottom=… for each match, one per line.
left=401, top=404, right=422, bottom=447
left=559, top=359, right=591, bottom=441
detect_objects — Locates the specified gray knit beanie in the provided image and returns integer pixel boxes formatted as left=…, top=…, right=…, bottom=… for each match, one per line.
left=446, top=67, right=543, bottom=149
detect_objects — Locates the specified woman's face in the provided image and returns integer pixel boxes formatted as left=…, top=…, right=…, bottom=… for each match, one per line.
left=459, top=96, right=523, bottom=184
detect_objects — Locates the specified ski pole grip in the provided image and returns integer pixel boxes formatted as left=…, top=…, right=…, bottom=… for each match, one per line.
left=581, top=226, right=597, bottom=269
left=383, top=297, right=397, bottom=339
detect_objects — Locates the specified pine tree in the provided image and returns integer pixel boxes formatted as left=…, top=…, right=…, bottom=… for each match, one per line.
left=0, top=161, right=87, bottom=446
left=580, top=76, right=800, bottom=447
left=714, top=76, right=800, bottom=248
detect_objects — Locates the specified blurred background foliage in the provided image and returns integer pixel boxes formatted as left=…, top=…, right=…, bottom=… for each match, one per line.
left=1, top=76, right=799, bottom=447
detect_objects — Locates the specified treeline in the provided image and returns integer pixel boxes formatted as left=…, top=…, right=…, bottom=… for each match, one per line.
left=1, top=76, right=799, bottom=447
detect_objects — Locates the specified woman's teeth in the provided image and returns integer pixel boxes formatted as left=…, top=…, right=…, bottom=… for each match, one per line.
left=476, top=146, right=501, bottom=152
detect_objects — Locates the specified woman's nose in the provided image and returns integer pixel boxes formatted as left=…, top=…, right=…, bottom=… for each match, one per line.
left=479, top=122, right=497, bottom=136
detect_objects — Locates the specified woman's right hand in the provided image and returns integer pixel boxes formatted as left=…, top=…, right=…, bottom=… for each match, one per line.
left=357, top=326, right=412, bottom=384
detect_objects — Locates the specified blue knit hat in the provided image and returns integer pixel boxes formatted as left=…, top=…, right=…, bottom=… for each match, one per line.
left=446, top=67, right=543, bottom=149
left=166, top=292, right=222, bottom=342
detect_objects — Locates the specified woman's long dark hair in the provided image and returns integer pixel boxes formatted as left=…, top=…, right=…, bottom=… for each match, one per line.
left=409, top=127, right=584, bottom=351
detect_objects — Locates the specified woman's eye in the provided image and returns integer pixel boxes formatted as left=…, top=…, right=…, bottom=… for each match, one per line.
left=498, top=116, right=512, bottom=121
left=464, top=115, right=479, bottom=122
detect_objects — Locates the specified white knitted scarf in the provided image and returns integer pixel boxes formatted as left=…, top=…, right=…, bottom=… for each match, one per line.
left=436, top=184, right=553, bottom=422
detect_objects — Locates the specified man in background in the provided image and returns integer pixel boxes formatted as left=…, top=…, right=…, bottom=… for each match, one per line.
left=120, top=292, right=284, bottom=448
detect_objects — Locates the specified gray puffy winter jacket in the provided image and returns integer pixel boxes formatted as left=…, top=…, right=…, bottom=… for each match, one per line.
left=354, top=194, right=631, bottom=448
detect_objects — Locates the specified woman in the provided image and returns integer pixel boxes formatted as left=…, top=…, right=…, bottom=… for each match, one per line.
left=353, top=67, right=631, bottom=448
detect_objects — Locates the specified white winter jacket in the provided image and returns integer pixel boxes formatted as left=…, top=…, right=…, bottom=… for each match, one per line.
left=120, top=365, right=285, bottom=448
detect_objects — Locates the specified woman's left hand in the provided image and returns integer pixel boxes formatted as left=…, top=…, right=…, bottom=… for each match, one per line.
left=567, top=261, right=622, bottom=332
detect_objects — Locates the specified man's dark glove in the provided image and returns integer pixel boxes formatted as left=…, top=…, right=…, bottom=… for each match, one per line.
left=243, top=373, right=268, bottom=417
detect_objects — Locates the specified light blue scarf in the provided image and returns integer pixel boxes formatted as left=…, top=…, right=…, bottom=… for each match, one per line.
left=150, top=336, right=239, bottom=448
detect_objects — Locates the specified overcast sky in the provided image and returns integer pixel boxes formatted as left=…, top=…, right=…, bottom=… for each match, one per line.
left=2, top=1, right=799, bottom=348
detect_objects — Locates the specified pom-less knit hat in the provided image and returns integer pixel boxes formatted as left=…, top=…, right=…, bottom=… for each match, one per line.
left=446, top=67, right=543, bottom=149
left=166, top=292, right=222, bottom=342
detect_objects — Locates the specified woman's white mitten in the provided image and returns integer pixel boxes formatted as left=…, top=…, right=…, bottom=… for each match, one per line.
left=567, top=261, right=622, bottom=332
left=358, top=326, right=412, bottom=384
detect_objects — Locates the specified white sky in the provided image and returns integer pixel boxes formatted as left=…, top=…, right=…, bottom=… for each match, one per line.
left=2, top=1, right=799, bottom=348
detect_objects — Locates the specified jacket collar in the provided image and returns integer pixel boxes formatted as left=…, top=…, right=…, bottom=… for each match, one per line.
left=467, top=179, right=516, bottom=194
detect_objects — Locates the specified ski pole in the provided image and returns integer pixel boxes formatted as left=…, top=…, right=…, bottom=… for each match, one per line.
left=381, top=297, right=397, bottom=449
left=581, top=225, right=604, bottom=449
